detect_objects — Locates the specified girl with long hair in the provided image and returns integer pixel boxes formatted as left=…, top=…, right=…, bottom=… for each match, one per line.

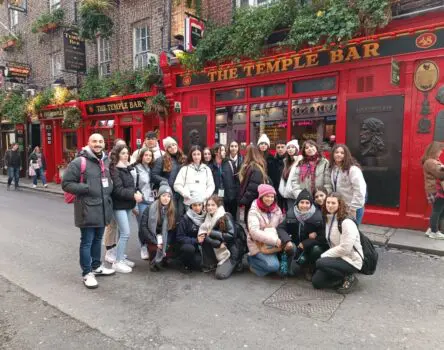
left=208, top=143, right=227, bottom=196
left=174, top=146, right=215, bottom=207
left=197, top=195, right=246, bottom=279
left=109, top=144, right=143, bottom=273
left=422, top=141, right=444, bottom=239
left=314, top=187, right=328, bottom=209
left=29, top=146, right=48, bottom=188
left=312, top=193, right=363, bottom=293
left=203, top=147, right=213, bottom=165
left=329, top=144, right=367, bottom=225
left=239, top=145, right=268, bottom=226
left=139, top=181, right=176, bottom=271
left=290, top=140, right=332, bottom=199
left=279, top=139, right=301, bottom=202
left=223, top=141, right=244, bottom=220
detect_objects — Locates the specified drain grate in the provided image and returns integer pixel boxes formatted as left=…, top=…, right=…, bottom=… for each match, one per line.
left=264, top=282, right=344, bottom=321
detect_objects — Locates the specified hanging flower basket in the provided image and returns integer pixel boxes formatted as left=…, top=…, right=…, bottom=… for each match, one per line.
left=62, top=108, right=82, bottom=129
left=144, top=93, right=169, bottom=118
left=0, top=34, right=22, bottom=51
left=31, top=8, right=64, bottom=34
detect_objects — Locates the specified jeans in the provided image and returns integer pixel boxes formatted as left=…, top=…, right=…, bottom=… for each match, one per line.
left=33, top=168, right=47, bottom=185
left=430, top=197, right=444, bottom=233
left=137, top=202, right=150, bottom=228
left=312, top=257, right=358, bottom=289
left=79, top=227, right=105, bottom=276
left=247, top=253, right=280, bottom=277
left=7, top=167, right=20, bottom=187
left=114, top=209, right=132, bottom=261
left=178, top=243, right=202, bottom=270
left=355, top=207, right=365, bottom=225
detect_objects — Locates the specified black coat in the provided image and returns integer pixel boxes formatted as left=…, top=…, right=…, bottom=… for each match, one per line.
left=151, top=154, right=182, bottom=189
left=4, top=150, right=21, bottom=168
left=208, top=161, right=224, bottom=194
left=277, top=206, right=326, bottom=249
left=203, top=213, right=246, bottom=265
left=263, top=152, right=276, bottom=186
left=110, top=166, right=136, bottom=210
left=62, top=149, right=113, bottom=228
left=222, top=156, right=243, bottom=202
left=176, top=214, right=200, bottom=246
left=271, top=154, right=285, bottom=192
left=138, top=202, right=176, bottom=246
left=239, top=164, right=265, bottom=207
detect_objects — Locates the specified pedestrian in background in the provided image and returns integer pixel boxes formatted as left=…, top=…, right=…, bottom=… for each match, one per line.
left=29, top=146, right=48, bottom=188
left=130, top=131, right=164, bottom=164
left=202, top=147, right=212, bottom=165
left=62, top=133, right=115, bottom=289
left=4, top=143, right=21, bottom=191
left=330, top=144, right=367, bottom=224
left=422, top=141, right=444, bottom=239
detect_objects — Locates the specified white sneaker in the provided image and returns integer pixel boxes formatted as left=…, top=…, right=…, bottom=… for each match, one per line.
left=93, top=264, right=115, bottom=276
left=83, top=273, right=98, bottom=289
left=425, top=228, right=432, bottom=237
left=140, top=245, right=149, bottom=260
left=44, top=184, right=48, bottom=188
left=105, top=248, right=116, bottom=264
left=123, top=259, right=135, bottom=268
left=430, top=231, right=444, bottom=240
left=32, top=185, right=37, bottom=188
left=112, top=261, right=132, bottom=273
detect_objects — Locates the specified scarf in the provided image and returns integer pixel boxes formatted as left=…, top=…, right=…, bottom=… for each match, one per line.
left=154, top=204, right=169, bottom=264
left=256, top=198, right=277, bottom=214
left=299, top=154, right=320, bottom=182
left=116, top=160, right=130, bottom=168
left=293, top=203, right=316, bottom=225
left=198, top=206, right=231, bottom=265
left=186, top=208, right=206, bottom=226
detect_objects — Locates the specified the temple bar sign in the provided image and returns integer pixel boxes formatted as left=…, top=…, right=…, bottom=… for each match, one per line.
left=177, top=29, right=444, bottom=87
left=86, top=98, right=146, bottom=116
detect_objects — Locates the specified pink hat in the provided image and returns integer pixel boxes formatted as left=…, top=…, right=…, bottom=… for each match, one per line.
left=257, top=184, right=276, bottom=199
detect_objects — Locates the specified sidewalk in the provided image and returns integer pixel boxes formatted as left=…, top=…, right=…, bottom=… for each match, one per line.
left=1, top=176, right=443, bottom=256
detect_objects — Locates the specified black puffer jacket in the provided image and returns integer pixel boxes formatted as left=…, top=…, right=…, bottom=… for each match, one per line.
left=239, top=164, right=266, bottom=207
left=203, top=213, right=247, bottom=265
left=152, top=154, right=183, bottom=189
left=263, top=151, right=276, bottom=187
left=222, top=156, right=243, bottom=202
left=208, top=161, right=224, bottom=194
left=277, top=205, right=326, bottom=249
left=62, top=148, right=113, bottom=228
left=270, top=154, right=285, bottom=192
left=176, top=214, right=200, bottom=246
left=110, top=165, right=136, bottom=210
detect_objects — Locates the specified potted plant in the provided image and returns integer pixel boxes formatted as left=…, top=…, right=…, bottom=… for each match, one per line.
left=0, top=33, right=22, bottom=51
left=0, top=91, right=27, bottom=124
left=144, top=93, right=170, bottom=118
left=79, top=0, right=114, bottom=40
left=31, top=8, right=65, bottom=34
left=62, top=108, right=82, bottom=129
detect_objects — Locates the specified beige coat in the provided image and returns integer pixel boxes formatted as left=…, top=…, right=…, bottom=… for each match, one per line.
left=423, top=159, right=444, bottom=195
left=322, top=215, right=363, bottom=270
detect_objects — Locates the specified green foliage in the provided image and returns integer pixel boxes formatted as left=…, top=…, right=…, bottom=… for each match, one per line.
left=0, top=32, right=23, bottom=50
left=31, top=8, right=64, bottom=34
left=144, top=93, right=169, bottom=117
left=79, top=0, right=114, bottom=40
left=33, top=88, right=55, bottom=112
left=62, top=108, right=82, bottom=129
left=183, top=0, right=393, bottom=70
left=0, top=92, right=27, bottom=124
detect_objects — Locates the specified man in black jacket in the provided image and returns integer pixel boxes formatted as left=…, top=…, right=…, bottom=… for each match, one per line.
left=62, top=133, right=115, bottom=289
left=274, top=140, right=287, bottom=210
left=4, top=143, right=21, bottom=190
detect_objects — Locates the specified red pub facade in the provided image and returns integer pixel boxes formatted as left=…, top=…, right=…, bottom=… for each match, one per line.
left=161, top=13, right=444, bottom=230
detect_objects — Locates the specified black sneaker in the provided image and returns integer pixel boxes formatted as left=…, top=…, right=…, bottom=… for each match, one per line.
left=201, top=265, right=216, bottom=273
left=337, top=274, right=358, bottom=294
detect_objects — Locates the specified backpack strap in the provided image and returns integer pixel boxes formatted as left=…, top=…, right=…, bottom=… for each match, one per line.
left=80, top=157, right=87, bottom=183
left=337, top=216, right=364, bottom=261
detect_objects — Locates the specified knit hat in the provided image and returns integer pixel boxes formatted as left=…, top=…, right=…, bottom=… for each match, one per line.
left=257, top=134, right=270, bottom=147
left=158, top=181, right=172, bottom=197
left=286, top=139, right=299, bottom=152
left=296, top=189, right=313, bottom=206
left=257, top=184, right=276, bottom=199
left=162, top=136, right=177, bottom=150
left=145, top=131, right=157, bottom=139
left=188, top=193, right=204, bottom=206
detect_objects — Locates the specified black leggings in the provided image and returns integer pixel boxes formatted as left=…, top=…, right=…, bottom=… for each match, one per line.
left=312, top=257, right=358, bottom=290
left=430, top=197, right=444, bottom=233
left=177, top=243, right=202, bottom=270
left=224, top=199, right=239, bottom=222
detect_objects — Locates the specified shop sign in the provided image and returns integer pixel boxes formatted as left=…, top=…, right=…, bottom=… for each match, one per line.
left=42, top=110, right=63, bottom=119
left=414, top=60, right=439, bottom=92
left=184, top=16, right=205, bottom=52
left=8, top=0, right=27, bottom=13
left=4, top=61, right=31, bottom=80
left=46, top=125, right=53, bottom=145
left=63, top=30, right=86, bottom=73
left=177, top=29, right=444, bottom=87
left=85, top=98, right=146, bottom=116
left=174, top=101, right=181, bottom=113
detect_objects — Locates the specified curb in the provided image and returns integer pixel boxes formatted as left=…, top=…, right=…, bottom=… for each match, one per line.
left=387, top=241, right=444, bottom=257
left=0, top=181, right=64, bottom=197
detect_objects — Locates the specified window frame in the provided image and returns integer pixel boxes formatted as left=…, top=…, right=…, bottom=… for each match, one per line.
left=50, top=0, right=61, bottom=12
left=235, top=0, right=274, bottom=7
left=51, top=52, right=63, bottom=78
left=10, top=10, right=18, bottom=31
left=97, top=37, right=111, bottom=77
left=133, top=26, right=150, bottom=69
left=290, top=73, right=339, bottom=98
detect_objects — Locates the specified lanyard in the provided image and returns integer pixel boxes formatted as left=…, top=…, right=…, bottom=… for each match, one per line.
left=327, top=214, right=336, bottom=246
left=99, top=159, right=106, bottom=177
left=333, top=168, right=339, bottom=192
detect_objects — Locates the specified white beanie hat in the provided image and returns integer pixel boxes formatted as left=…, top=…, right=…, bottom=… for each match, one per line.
left=162, top=136, right=177, bottom=150
left=257, top=134, right=270, bottom=147
left=286, top=139, right=299, bottom=151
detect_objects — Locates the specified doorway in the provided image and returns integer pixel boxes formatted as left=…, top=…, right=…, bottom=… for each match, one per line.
left=121, top=126, right=132, bottom=153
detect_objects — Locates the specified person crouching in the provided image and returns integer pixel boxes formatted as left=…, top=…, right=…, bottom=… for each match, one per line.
left=139, top=181, right=176, bottom=272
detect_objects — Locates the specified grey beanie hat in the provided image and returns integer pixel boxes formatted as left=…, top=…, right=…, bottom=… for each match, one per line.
left=188, top=193, right=204, bottom=206
left=158, top=181, right=172, bottom=197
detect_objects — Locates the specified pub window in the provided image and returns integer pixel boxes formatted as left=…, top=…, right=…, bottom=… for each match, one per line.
left=50, top=0, right=61, bottom=12
left=62, top=131, right=77, bottom=164
left=133, top=26, right=151, bottom=69
left=215, top=105, right=247, bottom=148
left=250, top=100, right=288, bottom=149
left=250, top=83, right=286, bottom=98
left=51, top=52, right=63, bottom=78
left=291, top=97, right=337, bottom=149
left=292, top=76, right=337, bottom=94
left=215, top=88, right=246, bottom=102
left=98, top=37, right=111, bottom=77
left=236, top=0, right=274, bottom=7
left=10, top=10, right=18, bottom=32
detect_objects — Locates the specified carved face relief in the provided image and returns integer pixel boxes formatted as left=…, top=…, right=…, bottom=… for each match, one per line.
left=360, top=117, right=386, bottom=157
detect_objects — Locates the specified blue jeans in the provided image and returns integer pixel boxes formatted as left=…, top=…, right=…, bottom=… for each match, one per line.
left=137, top=202, right=150, bottom=228
left=7, top=167, right=20, bottom=187
left=33, top=168, right=47, bottom=185
left=79, top=227, right=105, bottom=276
left=247, top=253, right=280, bottom=277
left=356, top=207, right=365, bottom=225
left=114, top=209, right=132, bottom=261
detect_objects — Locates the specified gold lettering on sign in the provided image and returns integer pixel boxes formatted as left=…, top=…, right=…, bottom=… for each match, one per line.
left=293, top=56, right=306, bottom=69
left=344, top=46, right=361, bottom=61
left=266, top=60, right=280, bottom=73
left=329, top=49, right=344, bottom=63
left=306, top=54, right=319, bottom=67
left=363, top=43, right=380, bottom=58
left=281, top=58, right=292, bottom=71
left=229, top=68, right=238, bottom=80
left=208, top=71, right=218, bottom=82
left=256, top=62, right=266, bottom=74
left=244, top=64, right=255, bottom=77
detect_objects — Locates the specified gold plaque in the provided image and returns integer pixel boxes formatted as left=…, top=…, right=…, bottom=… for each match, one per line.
left=414, top=61, right=439, bottom=92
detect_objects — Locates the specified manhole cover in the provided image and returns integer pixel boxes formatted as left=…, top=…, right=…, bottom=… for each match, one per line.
left=264, top=282, right=344, bottom=321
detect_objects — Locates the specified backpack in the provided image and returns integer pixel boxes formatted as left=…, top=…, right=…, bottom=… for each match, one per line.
left=64, top=157, right=87, bottom=204
left=338, top=217, right=378, bottom=275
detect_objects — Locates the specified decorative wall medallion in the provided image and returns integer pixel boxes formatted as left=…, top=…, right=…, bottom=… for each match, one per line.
left=418, top=118, right=432, bottom=134
left=436, top=86, right=444, bottom=104
left=414, top=61, right=439, bottom=92
left=415, top=33, right=437, bottom=49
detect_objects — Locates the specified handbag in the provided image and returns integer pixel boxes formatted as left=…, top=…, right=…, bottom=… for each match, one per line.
left=28, top=166, right=36, bottom=177
left=64, top=157, right=87, bottom=204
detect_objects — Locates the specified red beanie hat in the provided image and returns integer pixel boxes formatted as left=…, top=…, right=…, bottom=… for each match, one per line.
left=257, top=184, right=276, bottom=199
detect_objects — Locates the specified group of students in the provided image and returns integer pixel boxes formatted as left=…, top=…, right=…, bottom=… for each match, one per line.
left=62, top=131, right=369, bottom=294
